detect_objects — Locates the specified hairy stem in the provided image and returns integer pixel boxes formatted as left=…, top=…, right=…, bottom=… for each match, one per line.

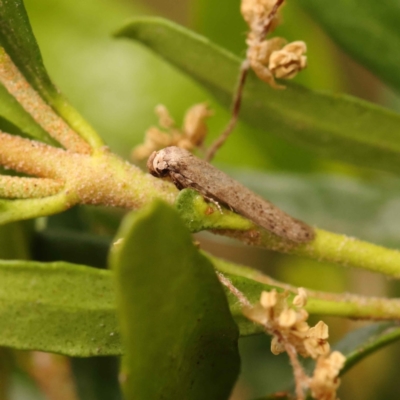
left=176, top=189, right=400, bottom=278
left=0, top=176, right=63, bottom=198
left=283, top=342, right=306, bottom=400
left=0, top=132, right=177, bottom=223
left=212, top=256, right=400, bottom=322
left=0, top=49, right=92, bottom=154
left=217, top=227, right=400, bottom=278
left=2, top=134, right=400, bottom=280
left=206, top=60, right=249, bottom=161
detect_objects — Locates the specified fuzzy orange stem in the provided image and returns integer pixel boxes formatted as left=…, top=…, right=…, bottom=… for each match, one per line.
left=0, top=49, right=91, bottom=154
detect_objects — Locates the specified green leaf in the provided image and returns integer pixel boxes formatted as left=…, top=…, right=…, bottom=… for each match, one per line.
left=0, top=244, right=250, bottom=358
left=297, top=0, right=400, bottom=93
left=191, top=0, right=247, bottom=57
left=110, top=200, right=240, bottom=400
left=116, top=18, right=400, bottom=174
left=0, top=194, right=70, bottom=225
left=0, top=260, right=120, bottom=356
left=3, top=221, right=396, bottom=357
left=0, top=0, right=103, bottom=147
left=22, top=0, right=215, bottom=162
left=334, top=322, right=400, bottom=375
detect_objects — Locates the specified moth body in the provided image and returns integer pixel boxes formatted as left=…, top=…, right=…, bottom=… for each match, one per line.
left=147, top=146, right=314, bottom=243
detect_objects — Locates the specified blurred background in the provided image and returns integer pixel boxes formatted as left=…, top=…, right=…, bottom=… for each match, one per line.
left=4, top=0, right=400, bottom=398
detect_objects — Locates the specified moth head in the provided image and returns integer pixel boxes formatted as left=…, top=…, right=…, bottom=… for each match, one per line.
left=147, top=149, right=170, bottom=178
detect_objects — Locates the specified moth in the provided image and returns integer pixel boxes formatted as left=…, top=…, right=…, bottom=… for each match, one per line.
left=147, top=146, right=314, bottom=243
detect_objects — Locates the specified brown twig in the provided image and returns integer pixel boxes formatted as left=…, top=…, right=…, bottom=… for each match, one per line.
left=216, top=271, right=252, bottom=307
left=205, top=60, right=249, bottom=162
left=283, top=341, right=308, bottom=400
left=259, top=0, right=285, bottom=39
left=205, top=0, right=285, bottom=162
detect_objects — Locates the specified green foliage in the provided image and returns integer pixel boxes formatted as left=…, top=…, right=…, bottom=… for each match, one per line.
left=335, top=322, right=400, bottom=375
left=117, top=17, right=400, bottom=175
left=0, top=194, right=70, bottom=225
left=0, top=260, right=120, bottom=356
left=0, top=0, right=54, bottom=94
left=1, top=0, right=400, bottom=399
left=2, top=230, right=398, bottom=399
left=24, top=0, right=210, bottom=159
left=110, top=201, right=240, bottom=400
left=0, top=0, right=103, bottom=147
left=298, top=0, right=400, bottom=93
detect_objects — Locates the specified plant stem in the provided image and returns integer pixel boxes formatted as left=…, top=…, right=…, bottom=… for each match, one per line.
left=0, top=176, right=63, bottom=198
left=206, top=60, right=249, bottom=161
left=212, top=256, right=400, bottom=322
left=2, top=134, right=400, bottom=279
left=177, top=189, right=400, bottom=278
left=214, top=227, right=400, bottom=278
left=0, top=49, right=93, bottom=154
left=0, top=132, right=177, bottom=223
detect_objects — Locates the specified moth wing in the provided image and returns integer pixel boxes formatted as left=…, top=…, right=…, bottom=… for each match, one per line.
left=207, top=176, right=314, bottom=242
left=164, top=147, right=314, bottom=243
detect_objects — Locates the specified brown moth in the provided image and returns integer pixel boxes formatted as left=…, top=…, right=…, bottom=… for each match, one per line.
left=147, top=146, right=314, bottom=243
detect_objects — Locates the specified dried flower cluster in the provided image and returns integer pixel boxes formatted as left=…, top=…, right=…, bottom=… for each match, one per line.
left=310, top=351, right=346, bottom=400
left=244, top=288, right=345, bottom=400
left=132, top=103, right=212, bottom=161
left=244, top=288, right=330, bottom=359
left=241, top=0, right=307, bottom=88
